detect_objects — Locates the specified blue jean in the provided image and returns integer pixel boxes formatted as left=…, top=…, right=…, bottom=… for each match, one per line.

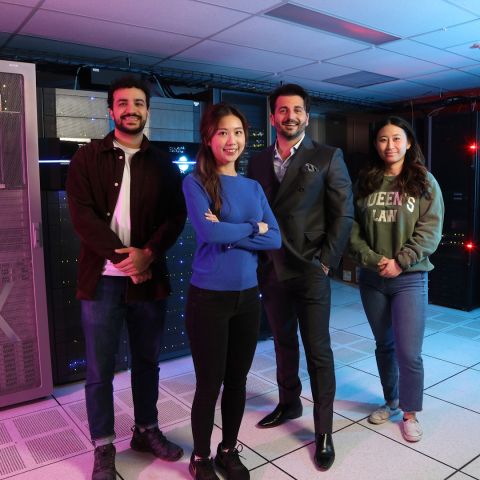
left=358, top=268, right=427, bottom=412
left=81, top=276, right=167, bottom=442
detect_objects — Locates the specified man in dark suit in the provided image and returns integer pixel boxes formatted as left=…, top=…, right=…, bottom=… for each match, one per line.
left=247, top=83, right=353, bottom=470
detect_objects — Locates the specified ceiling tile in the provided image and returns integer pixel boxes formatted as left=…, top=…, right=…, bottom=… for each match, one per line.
left=330, top=87, right=393, bottom=103
left=294, top=0, right=477, bottom=36
left=8, top=35, right=126, bottom=60
left=175, top=40, right=313, bottom=73
left=459, top=64, right=480, bottom=76
left=410, top=69, right=480, bottom=90
left=447, top=41, right=480, bottom=61
left=0, top=3, right=33, bottom=32
left=323, top=71, right=397, bottom=88
left=21, top=10, right=200, bottom=58
left=282, top=62, right=359, bottom=81
left=259, top=73, right=354, bottom=94
left=446, top=0, right=480, bottom=16
left=325, top=48, right=446, bottom=78
left=41, top=0, right=249, bottom=37
left=380, top=39, right=477, bottom=68
left=413, top=19, right=480, bottom=48
left=198, top=0, right=280, bottom=13
left=1, top=0, right=42, bottom=6
left=157, top=59, right=271, bottom=80
left=212, top=16, right=368, bottom=61
left=353, top=80, right=441, bottom=101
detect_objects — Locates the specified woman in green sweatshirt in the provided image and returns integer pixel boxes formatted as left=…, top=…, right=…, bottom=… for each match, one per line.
left=349, top=116, right=444, bottom=443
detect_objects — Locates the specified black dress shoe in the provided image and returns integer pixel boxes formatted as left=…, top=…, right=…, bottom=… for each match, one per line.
left=315, top=433, right=335, bottom=470
left=256, top=401, right=303, bottom=428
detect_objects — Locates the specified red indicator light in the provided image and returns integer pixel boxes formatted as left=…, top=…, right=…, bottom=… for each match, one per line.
left=468, top=143, right=477, bottom=151
left=465, top=242, right=475, bottom=250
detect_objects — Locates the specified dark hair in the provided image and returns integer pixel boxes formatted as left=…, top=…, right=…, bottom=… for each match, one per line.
left=269, top=83, right=311, bottom=114
left=107, top=75, right=151, bottom=109
left=356, top=116, right=431, bottom=199
left=195, top=103, right=249, bottom=215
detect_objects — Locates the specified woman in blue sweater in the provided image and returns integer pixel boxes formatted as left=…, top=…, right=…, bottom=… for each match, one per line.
left=183, top=103, right=281, bottom=480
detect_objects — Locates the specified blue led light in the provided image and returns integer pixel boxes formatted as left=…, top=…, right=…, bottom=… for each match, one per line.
left=68, top=358, right=87, bottom=370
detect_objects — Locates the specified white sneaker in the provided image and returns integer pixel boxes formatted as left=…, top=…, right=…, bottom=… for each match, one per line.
left=402, top=417, right=423, bottom=442
left=368, top=404, right=401, bottom=424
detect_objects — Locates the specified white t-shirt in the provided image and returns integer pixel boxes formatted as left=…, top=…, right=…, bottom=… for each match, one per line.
left=102, top=140, right=140, bottom=276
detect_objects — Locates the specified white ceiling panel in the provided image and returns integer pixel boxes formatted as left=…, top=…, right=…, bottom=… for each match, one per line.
left=259, top=73, right=354, bottom=94
left=283, top=62, right=358, bottom=81
left=325, top=48, right=447, bottom=78
left=295, top=0, right=477, bottom=36
left=8, top=34, right=161, bottom=67
left=459, top=64, right=480, bottom=76
left=212, top=16, right=368, bottom=61
left=447, top=42, right=480, bottom=61
left=21, top=11, right=200, bottom=58
left=175, top=39, right=312, bottom=73
left=42, top=0, right=250, bottom=38
left=410, top=69, right=480, bottom=89
left=0, top=3, right=33, bottom=32
left=332, top=87, right=395, bottom=103
left=380, top=39, right=476, bottom=68
left=446, top=0, right=480, bottom=16
left=197, top=0, right=281, bottom=14
left=2, top=0, right=42, bottom=6
left=413, top=19, right=480, bottom=48
left=351, top=80, right=441, bottom=101
left=158, top=58, right=272, bottom=80
left=8, top=35, right=125, bottom=60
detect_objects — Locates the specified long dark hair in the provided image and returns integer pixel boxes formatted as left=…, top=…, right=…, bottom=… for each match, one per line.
left=195, top=103, right=249, bottom=215
left=356, top=116, right=431, bottom=199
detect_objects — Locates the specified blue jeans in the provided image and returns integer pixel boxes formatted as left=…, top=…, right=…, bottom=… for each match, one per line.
left=358, top=268, right=427, bottom=412
left=81, top=276, right=167, bottom=442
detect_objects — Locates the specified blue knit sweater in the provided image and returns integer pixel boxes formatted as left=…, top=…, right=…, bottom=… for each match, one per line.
left=183, top=173, right=281, bottom=291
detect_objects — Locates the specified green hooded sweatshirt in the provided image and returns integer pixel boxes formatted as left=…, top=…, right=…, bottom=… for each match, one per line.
left=349, top=172, right=444, bottom=272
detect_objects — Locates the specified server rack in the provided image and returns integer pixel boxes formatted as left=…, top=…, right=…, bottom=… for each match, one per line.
left=0, top=60, right=52, bottom=407
left=429, top=112, right=480, bottom=311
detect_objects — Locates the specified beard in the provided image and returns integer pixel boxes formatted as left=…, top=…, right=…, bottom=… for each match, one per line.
left=277, top=119, right=307, bottom=140
left=114, top=115, right=147, bottom=135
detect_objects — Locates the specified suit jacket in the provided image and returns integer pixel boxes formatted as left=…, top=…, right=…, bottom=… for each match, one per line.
left=247, top=135, right=354, bottom=281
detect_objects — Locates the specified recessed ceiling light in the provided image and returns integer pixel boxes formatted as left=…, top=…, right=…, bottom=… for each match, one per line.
left=265, top=3, right=400, bottom=45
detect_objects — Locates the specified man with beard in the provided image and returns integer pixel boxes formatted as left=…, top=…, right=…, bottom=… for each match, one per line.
left=247, top=84, right=353, bottom=471
left=66, top=76, right=186, bottom=480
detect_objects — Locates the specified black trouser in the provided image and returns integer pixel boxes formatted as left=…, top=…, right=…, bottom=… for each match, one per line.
left=186, top=284, right=260, bottom=458
left=260, top=269, right=334, bottom=434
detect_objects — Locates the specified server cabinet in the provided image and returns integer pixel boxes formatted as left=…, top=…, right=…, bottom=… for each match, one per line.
left=429, top=112, right=480, bottom=310
left=0, top=60, right=52, bottom=407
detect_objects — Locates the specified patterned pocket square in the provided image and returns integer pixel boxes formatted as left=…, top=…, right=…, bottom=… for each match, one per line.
left=302, top=163, right=319, bottom=173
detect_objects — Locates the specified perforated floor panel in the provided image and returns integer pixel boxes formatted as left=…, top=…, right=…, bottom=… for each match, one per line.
left=0, top=406, right=90, bottom=479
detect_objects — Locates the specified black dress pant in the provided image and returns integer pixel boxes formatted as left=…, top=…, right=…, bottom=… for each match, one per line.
left=186, top=284, right=260, bottom=458
left=260, top=269, right=334, bottom=434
